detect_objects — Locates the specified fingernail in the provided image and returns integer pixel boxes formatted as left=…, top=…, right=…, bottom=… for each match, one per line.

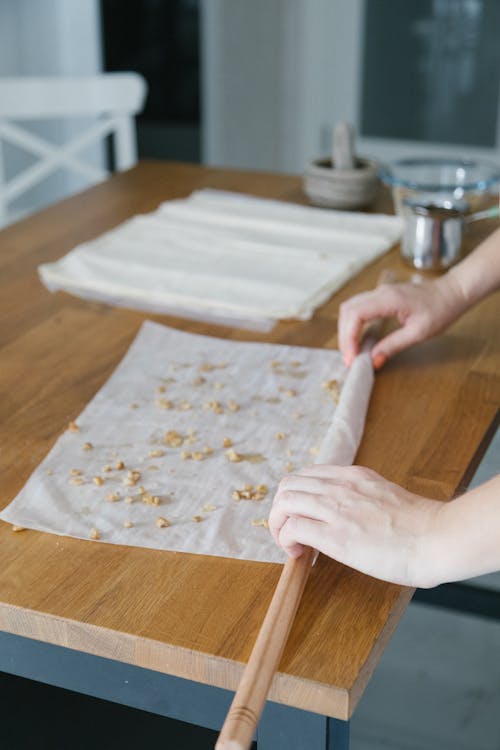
left=373, top=352, right=387, bottom=370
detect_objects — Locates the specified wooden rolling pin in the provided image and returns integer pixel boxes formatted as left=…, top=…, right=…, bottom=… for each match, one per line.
left=215, top=269, right=395, bottom=750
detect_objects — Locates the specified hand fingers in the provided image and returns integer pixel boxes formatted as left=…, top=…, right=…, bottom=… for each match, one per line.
left=269, top=489, right=334, bottom=546
left=292, top=464, right=381, bottom=483
left=370, top=322, right=424, bottom=363
left=279, top=516, right=329, bottom=558
left=338, top=287, right=406, bottom=366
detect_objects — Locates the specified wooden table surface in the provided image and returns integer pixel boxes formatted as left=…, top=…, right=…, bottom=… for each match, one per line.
left=1, top=161, right=499, bottom=721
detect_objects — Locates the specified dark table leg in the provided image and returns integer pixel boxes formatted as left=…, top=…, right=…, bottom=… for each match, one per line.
left=258, top=701, right=349, bottom=749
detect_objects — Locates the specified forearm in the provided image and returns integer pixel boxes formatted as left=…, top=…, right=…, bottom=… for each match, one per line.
left=445, top=226, right=500, bottom=309
left=428, top=474, right=500, bottom=586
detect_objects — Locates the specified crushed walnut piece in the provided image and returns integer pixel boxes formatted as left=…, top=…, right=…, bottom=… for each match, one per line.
left=232, top=484, right=268, bottom=501
left=106, top=491, right=121, bottom=503
left=130, top=402, right=139, bottom=409
left=228, top=400, right=239, bottom=412
left=192, top=375, right=206, bottom=386
left=102, top=464, right=113, bottom=473
left=226, top=448, right=242, bottom=463
left=285, top=461, right=295, bottom=472
left=223, top=437, right=233, bottom=448
left=156, top=398, right=173, bottom=410
left=275, top=432, right=286, bottom=440
left=279, top=387, right=297, bottom=398
left=202, top=503, right=217, bottom=512
left=115, top=460, right=125, bottom=470
left=67, top=421, right=80, bottom=433
left=123, top=520, right=134, bottom=528
left=322, top=379, right=340, bottom=404
left=213, top=381, right=224, bottom=390
left=123, top=470, right=141, bottom=486
left=92, top=476, right=104, bottom=486
left=202, top=445, right=213, bottom=455
left=203, top=399, right=223, bottom=414
left=124, top=495, right=134, bottom=504
left=89, top=528, right=100, bottom=540
left=192, top=451, right=204, bottom=461
left=192, top=515, right=203, bottom=523
left=11, top=525, right=26, bottom=532
left=181, top=450, right=192, bottom=460
left=70, top=468, right=82, bottom=476
left=149, top=449, right=165, bottom=458
left=178, top=399, right=192, bottom=411
left=156, top=385, right=166, bottom=393
left=165, top=430, right=183, bottom=448
left=69, top=477, right=84, bottom=486
left=155, top=516, right=170, bottom=528
left=82, top=442, right=93, bottom=451
left=142, top=493, right=160, bottom=506
left=251, top=518, right=269, bottom=528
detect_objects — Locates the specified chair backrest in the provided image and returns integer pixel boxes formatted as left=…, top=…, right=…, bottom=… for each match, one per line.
left=0, top=73, right=147, bottom=227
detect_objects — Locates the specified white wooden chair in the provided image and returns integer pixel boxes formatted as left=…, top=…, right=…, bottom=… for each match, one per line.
left=0, top=73, right=147, bottom=227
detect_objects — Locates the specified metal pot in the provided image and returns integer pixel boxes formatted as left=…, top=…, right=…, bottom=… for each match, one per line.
left=401, top=198, right=499, bottom=270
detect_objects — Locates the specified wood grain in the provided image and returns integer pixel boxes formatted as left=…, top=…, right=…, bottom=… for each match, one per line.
left=0, top=161, right=499, bottom=719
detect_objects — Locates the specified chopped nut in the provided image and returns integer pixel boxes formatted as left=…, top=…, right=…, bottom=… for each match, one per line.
left=181, top=450, right=192, bottom=460
left=123, top=520, right=134, bottom=528
left=199, top=363, right=216, bottom=372
left=178, top=399, right=192, bottom=411
left=115, top=460, right=125, bottom=470
left=202, top=445, right=213, bottom=455
left=192, top=515, right=203, bottom=523
left=123, top=469, right=141, bottom=486
left=202, top=503, right=217, bottom=512
left=69, top=477, right=84, bottom=486
left=155, top=516, right=170, bottom=528
left=102, top=464, right=113, bottom=473
left=92, top=475, right=104, bottom=486
left=192, top=451, right=204, bottom=461
left=89, top=528, right=100, bottom=540
left=70, top=468, right=82, bottom=476
left=203, top=399, right=223, bottom=414
left=228, top=400, right=239, bottom=412
left=156, top=384, right=166, bottom=393
left=275, top=432, right=286, bottom=440
left=124, top=495, right=134, bottom=504
left=232, top=483, right=268, bottom=501
left=291, top=360, right=302, bottom=367
left=142, top=493, right=160, bottom=506
left=165, top=430, right=183, bottom=448
left=130, top=402, right=139, bottom=409
left=256, top=484, right=268, bottom=494
left=192, top=375, right=206, bottom=386
left=285, top=461, right=295, bottom=472
left=251, top=518, right=269, bottom=528
left=184, top=430, right=197, bottom=445
left=106, top=491, right=121, bottom=502
left=292, top=411, right=303, bottom=419
left=156, top=398, right=173, bottom=410
left=223, top=437, right=233, bottom=448
left=226, top=448, right=242, bottom=463
left=67, top=421, right=80, bottom=433
left=214, top=381, right=224, bottom=390
left=149, top=449, right=165, bottom=458
left=82, top=442, right=93, bottom=451
left=46, top=468, right=54, bottom=476
left=11, top=525, right=26, bottom=532
left=137, top=485, right=147, bottom=495
left=270, top=360, right=281, bottom=369
left=322, top=379, right=340, bottom=404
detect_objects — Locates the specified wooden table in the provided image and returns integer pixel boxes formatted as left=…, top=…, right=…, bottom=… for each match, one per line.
left=1, top=161, right=499, bottom=748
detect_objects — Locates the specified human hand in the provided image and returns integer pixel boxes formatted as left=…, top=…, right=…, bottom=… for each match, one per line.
left=269, top=465, right=445, bottom=588
left=338, top=275, right=468, bottom=369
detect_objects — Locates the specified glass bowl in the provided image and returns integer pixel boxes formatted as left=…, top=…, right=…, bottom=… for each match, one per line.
left=379, top=158, right=500, bottom=215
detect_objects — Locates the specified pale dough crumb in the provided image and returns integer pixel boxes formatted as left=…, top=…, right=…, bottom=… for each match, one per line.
left=251, top=519, right=269, bottom=528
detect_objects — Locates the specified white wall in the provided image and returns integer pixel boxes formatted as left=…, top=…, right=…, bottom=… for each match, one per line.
left=0, top=0, right=104, bottom=219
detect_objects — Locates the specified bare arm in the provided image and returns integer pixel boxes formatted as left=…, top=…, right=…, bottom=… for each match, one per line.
left=339, top=225, right=500, bottom=368
left=269, top=467, right=500, bottom=588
